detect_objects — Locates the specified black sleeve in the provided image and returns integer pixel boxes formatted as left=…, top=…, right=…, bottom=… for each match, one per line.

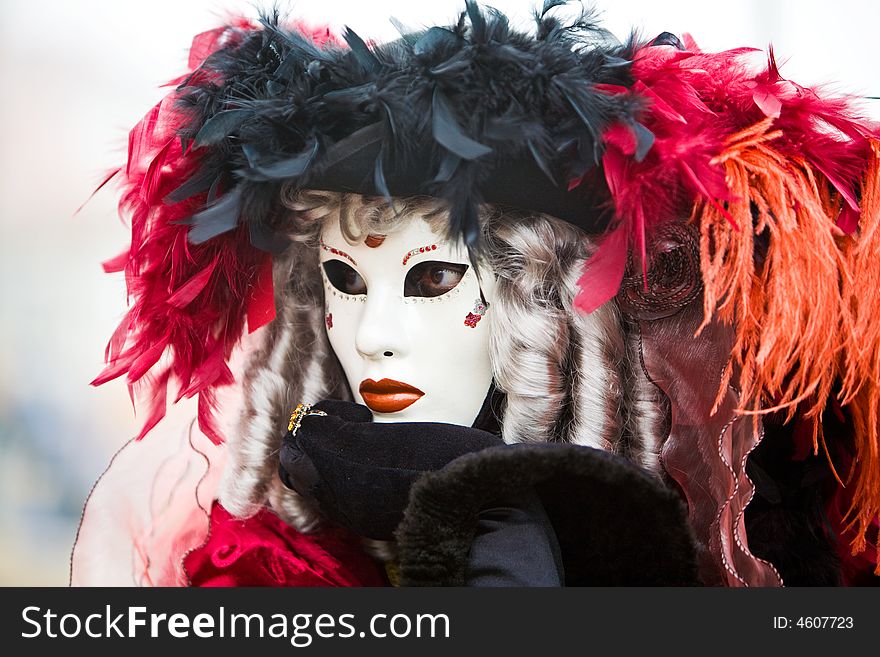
left=465, top=491, right=565, bottom=586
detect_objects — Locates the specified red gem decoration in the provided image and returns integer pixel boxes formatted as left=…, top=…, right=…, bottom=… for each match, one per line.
left=402, top=243, right=439, bottom=266
left=319, top=239, right=357, bottom=266
left=464, top=312, right=482, bottom=328
left=325, top=313, right=333, bottom=329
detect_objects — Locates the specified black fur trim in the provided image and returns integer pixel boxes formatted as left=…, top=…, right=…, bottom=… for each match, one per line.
left=395, top=443, right=701, bottom=586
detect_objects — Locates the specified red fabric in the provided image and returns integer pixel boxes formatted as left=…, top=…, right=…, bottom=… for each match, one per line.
left=184, top=503, right=389, bottom=587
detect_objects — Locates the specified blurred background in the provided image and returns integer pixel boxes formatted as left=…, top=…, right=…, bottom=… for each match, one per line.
left=0, top=0, right=877, bottom=585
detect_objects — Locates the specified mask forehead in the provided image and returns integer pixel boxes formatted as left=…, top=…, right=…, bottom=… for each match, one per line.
left=319, top=214, right=471, bottom=276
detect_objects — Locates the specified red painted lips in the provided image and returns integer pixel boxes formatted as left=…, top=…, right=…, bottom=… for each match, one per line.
left=359, top=378, right=424, bottom=413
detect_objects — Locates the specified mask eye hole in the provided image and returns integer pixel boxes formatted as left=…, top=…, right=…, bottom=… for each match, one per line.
left=323, top=260, right=367, bottom=295
left=404, top=261, right=468, bottom=298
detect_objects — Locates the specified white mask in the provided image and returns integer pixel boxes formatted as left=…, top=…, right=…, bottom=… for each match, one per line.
left=319, top=211, right=496, bottom=426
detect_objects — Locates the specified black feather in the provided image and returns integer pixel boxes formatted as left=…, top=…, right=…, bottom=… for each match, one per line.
left=275, top=50, right=302, bottom=82
left=193, top=109, right=251, bottom=147
left=319, top=123, right=385, bottom=173
left=632, top=121, right=655, bottom=162
left=466, top=0, right=487, bottom=43
left=249, top=216, right=290, bottom=254
left=164, top=169, right=216, bottom=204
left=650, top=31, right=685, bottom=49
left=435, top=152, right=461, bottom=183
left=541, top=0, right=570, bottom=17
left=602, top=54, right=632, bottom=70
left=248, top=140, right=319, bottom=180
left=561, top=86, right=603, bottom=143
left=389, top=17, right=418, bottom=44
left=241, top=143, right=260, bottom=169
left=483, top=109, right=545, bottom=142
left=432, top=89, right=492, bottom=160
left=413, top=27, right=464, bottom=58
left=343, top=27, right=380, bottom=74
left=528, top=140, right=557, bottom=185
left=484, top=7, right=509, bottom=41
left=266, top=80, right=285, bottom=96
left=379, top=100, right=398, bottom=141
left=206, top=176, right=222, bottom=205
left=323, top=82, right=376, bottom=105
left=429, top=57, right=471, bottom=77
left=188, top=187, right=242, bottom=244
left=170, top=2, right=641, bottom=251
left=374, top=144, right=392, bottom=203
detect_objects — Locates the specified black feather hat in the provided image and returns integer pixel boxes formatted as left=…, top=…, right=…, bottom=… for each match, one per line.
left=175, top=0, right=646, bottom=250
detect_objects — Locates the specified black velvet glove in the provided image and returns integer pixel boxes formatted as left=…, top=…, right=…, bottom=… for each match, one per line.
left=278, top=399, right=504, bottom=540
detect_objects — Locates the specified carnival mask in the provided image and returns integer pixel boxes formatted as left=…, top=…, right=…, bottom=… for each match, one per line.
left=319, top=212, right=496, bottom=426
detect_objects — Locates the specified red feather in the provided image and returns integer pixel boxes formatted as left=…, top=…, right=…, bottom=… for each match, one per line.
left=133, top=369, right=171, bottom=441
left=177, top=348, right=234, bottom=401
left=101, top=250, right=129, bottom=274
left=188, top=26, right=235, bottom=70
left=167, top=258, right=218, bottom=309
left=197, top=389, right=224, bottom=446
left=126, top=103, right=160, bottom=178
left=104, top=309, right=132, bottom=363
left=94, top=18, right=343, bottom=442
left=91, top=353, right=136, bottom=387
left=127, top=340, right=168, bottom=383
left=575, top=221, right=629, bottom=314
left=75, top=168, right=121, bottom=215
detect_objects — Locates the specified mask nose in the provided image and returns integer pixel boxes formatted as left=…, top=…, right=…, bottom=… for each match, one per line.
left=354, top=284, right=409, bottom=360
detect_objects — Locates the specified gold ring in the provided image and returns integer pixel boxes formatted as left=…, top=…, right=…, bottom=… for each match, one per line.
left=287, top=402, right=328, bottom=435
